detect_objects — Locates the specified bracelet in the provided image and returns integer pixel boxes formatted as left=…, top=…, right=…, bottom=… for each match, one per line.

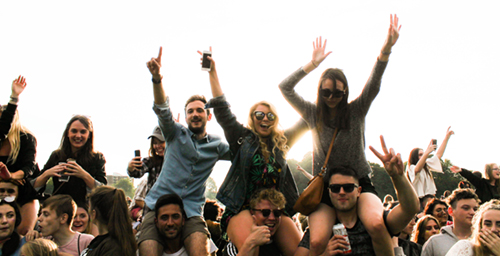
left=381, top=50, right=391, bottom=55
left=9, top=96, right=19, bottom=104
left=311, top=61, right=318, bottom=67
left=152, top=76, right=163, bottom=84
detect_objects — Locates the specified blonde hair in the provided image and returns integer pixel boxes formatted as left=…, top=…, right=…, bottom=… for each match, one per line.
left=247, top=101, right=288, bottom=162
left=20, top=238, right=58, bottom=256
left=471, top=199, right=500, bottom=256
left=2, top=106, right=31, bottom=165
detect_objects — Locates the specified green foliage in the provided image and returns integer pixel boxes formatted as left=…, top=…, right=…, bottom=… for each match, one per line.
left=114, top=178, right=135, bottom=198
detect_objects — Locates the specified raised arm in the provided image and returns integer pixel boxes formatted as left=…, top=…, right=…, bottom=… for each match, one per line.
left=413, top=140, right=436, bottom=174
left=198, top=47, right=223, bottom=98
left=303, top=37, right=332, bottom=74
left=1, top=76, right=27, bottom=142
left=378, top=14, right=401, bottom=62
left=147, top=47, right=166, bottom=105
left=369, top=135, right=419, bottom=235
left=450, top=166, right=483, bottom=189
left=435, top=126, right=454, bottom=159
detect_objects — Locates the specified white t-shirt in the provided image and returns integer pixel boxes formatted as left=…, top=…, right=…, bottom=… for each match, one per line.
left=162, top=239, right=217, bottom=256
left=406, top=155, right=443, bottom=197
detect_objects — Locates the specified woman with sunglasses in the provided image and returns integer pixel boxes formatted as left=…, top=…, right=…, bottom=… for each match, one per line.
left=445, top=199, right=500, bottom=256
left=278, top=15, right=400, bottom=255
left=411, top=215, right=441, bottom=246
left=1, top=76, right=41, bottom=236
left=202, top=50, right=308, bottom=256
left=450, top=164, right=500, bottom=205
left=33, top=115, right=107, bottom=204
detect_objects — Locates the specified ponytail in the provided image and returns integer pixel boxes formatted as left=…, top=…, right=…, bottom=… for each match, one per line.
left=89, top=186, right=137, bottom=256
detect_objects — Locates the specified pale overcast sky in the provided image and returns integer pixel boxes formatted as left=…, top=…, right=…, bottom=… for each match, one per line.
left=1, top=1, right=499, bottom=187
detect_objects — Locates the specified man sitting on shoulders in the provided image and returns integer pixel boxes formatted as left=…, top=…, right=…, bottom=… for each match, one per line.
left=224, top=188, right=287, bottom=256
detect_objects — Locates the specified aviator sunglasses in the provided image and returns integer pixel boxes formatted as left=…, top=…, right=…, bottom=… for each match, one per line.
left=254, top=111, right=276, bottom=121
left=252, top=209, right=283, bottom=218
left=328, top=183, right=359, bottom=193
left=320, top=89, right=345, bottom=99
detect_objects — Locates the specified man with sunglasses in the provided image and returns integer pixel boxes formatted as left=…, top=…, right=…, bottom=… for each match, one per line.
left=223, top=189, right=287, bottom=256
left=421, top=188, right=479, bottom=256
left=306, top=137, right=420, bottom=256
left=139, top=47, right=231, bottom=256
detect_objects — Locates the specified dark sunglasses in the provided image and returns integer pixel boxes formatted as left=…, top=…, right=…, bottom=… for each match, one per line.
left=320, top=89, right=345, bottom=99
left=252, top=209, right=283, bottom=218
left=0, top=189, right=16, bottom=194
left=254, top=111, right=276, bottom=121
left=328, top=183, right=359, bottom=193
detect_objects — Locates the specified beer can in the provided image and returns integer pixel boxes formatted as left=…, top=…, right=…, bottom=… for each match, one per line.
left=332, top=223, right=352, bottom=254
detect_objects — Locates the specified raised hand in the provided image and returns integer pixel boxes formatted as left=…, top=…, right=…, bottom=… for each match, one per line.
left=426, top=139, right=437, bottom=153
left=197, top=46, right=215, bottom=73
left=312, top=36, right=332, bottom=66
left=11, top=76, right=27, bottom=98
left=446, top=126, right=455, bottom=137
left=369, top=135, right=404, bottom=177
left=383, top=14, right=401, bottom=50
left=147, top=47, right=162, bottom=78
left=174, top=113, right=180, bottom=123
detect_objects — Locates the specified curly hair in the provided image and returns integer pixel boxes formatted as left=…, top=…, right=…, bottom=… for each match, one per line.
left=249, top=188, right=286, bottom=210
left=247, top=101, right=288, bottom=162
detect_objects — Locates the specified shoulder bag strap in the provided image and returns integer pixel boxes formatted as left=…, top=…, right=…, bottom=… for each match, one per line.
left=320, top=128, right=339, bottom=176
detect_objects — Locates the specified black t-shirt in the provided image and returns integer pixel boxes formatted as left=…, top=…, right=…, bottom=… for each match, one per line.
left=299, top=211, right=392, bottom=256
left=223, top=240, right=282, bottom=256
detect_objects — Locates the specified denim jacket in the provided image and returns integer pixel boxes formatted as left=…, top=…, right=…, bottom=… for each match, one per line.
left=206, top=95, right=309, bottom=215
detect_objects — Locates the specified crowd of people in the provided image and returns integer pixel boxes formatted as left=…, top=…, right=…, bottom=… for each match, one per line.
left=1, top=14, right=499, bottom=256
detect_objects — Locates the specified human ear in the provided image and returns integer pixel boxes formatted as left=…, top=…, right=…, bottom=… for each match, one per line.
left=207, top=113, right=212, bottom=121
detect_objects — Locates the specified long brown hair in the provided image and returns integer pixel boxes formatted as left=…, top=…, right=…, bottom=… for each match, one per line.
left=58, top=115, right=96, bottom=166
left=247, top=101, right=288, bottom=162
left=315, top=68, right=350, bottom=133
left=89, top=186, right=137, bottom=256
left=411, top=215, right=440, bottom=245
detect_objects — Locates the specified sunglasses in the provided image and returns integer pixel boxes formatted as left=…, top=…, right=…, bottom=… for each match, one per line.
left=254, top=111, right=276, bottom=121
left=252, top=209, right=283, bottom=218
left=0, top=189, right=16, bottom=194
left=328, top=183, right=359, bottom=193
left=320, top=89, right=345, bottom=99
